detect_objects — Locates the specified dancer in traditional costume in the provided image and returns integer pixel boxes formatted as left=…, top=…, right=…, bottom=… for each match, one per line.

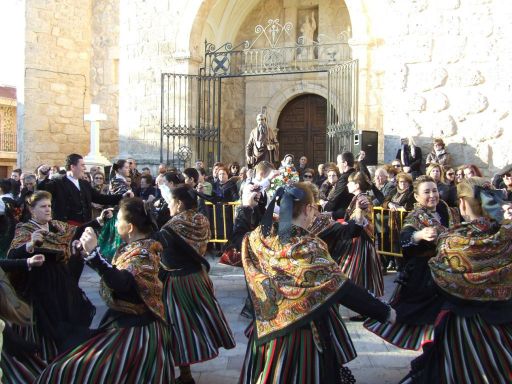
left=0, top=258, right=47, bottom=384
left=364, top=176, right=459, bottom=350
left=239, top=183, right=396, bottom=384
left=155, top=184, right=235, bottom=384
left=36, top=197, right=174, bottom=383
left=7, top=191, right=99, bottom=361
left=336, top=172, right=384, bottom=303
left=401, top=177, right=512, bottom=383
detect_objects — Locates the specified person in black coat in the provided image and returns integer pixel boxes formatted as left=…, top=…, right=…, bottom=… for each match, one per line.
left=37, top=154, right=131, bottom=224
left=324, top=151, right=356, bottom=219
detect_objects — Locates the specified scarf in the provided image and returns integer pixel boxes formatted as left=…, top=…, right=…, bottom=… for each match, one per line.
left=242, top=224, right=348, bottom=344
left=430, top=219, right=512, bottom=302
left=402, top=202, right=457, bottom=233
left=109, top=176, right=130, bottom=196
left=100, top=239, right=165, bottom=322
left=9, top=220, right=76, bottom=262
left=165, top=210, right=210, bottom=256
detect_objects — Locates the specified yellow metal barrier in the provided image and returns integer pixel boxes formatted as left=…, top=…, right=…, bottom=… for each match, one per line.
left=205, top=201, right=241, bottom=243
left=372, top=206, right=409, bottom=258
left=204, top=202, right=410, bottom=257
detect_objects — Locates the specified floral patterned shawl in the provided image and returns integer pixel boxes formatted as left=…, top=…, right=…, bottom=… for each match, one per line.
left=344, top=193, right=374, bottom=240
left=164, top=210, right=210, bottom=257
left=9, top=220, right=77, bottom=262
left=100, top=239, right=165, bottom=322
left=430, top=219, right=512, bottom=302
left=242, top=224, right=348, bottom=344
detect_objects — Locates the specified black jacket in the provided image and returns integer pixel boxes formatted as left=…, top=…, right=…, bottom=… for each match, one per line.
left=324, top=167, right=356, bottom=219
left=39, top=177, right=122, bottom=223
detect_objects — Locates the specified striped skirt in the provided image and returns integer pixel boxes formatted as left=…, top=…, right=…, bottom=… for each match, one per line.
left=337, top=235, right=384, bottom=297
left=240, top=307, right=357, bottom=384
left=0, top=350, right=46, bottom=384
left=35, top=320, right=174, bottom=384
left=400, top=313, right=512, bottom=384
left=363, top=318, right=434, bottom=351
left=11, top=323, right=58, bottom=363
left=163, top=269, right=235, bottom=366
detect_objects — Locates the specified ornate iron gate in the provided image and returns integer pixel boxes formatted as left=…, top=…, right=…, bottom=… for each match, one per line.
left=326, top=59, right=359, bottom=162
left=161, top=18, right=358, bottom=168
left=160, top=73, right=221, bottom=168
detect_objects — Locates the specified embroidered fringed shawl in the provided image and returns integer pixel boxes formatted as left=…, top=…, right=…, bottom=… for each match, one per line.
left=165, top=210, right=210, bottom=257
left=100, top=239, right=166, bottom=321
left=242, top=224, right=348, bottom=344
left=402, top=201, right=459, bottom=234
left=9, top=220, right=76, bottom=262
left=430, top=219, right=512, bottom=302
left=344, top=194, right=374, bottom=241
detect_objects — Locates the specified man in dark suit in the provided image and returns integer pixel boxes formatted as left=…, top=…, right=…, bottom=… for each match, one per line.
left=38, top=154, right=132, bottom=224
left=324, top=151, right=356, bottom=220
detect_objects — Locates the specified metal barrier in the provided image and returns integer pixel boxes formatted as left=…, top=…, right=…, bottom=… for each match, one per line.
left=204, top=201, right=240, bottom=243
left=372, top=206, right=409, bottom=258
left=204, top=201, right=410, bottom=257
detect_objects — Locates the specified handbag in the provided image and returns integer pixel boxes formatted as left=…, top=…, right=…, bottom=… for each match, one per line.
left=219, top=247, right=242, bottom=267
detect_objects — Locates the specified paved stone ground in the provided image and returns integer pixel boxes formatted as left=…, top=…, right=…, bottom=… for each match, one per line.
left=79, top=257, right=419, bottom=384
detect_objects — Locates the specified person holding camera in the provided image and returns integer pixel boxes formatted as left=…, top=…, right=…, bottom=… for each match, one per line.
left=364, top=176, right=460, bottom=351
left=7, top=191, right=112, bottom=362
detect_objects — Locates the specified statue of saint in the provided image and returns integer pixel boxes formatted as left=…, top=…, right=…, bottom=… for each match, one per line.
left=245, top=113, right=279, bottom=168
left=300, top=11, right=317, bottom=45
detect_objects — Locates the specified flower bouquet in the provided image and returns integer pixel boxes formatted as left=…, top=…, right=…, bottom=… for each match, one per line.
left=267, top=167, right=300, bottom=200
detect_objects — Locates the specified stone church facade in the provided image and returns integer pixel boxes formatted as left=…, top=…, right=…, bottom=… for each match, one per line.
left=21, top=0, right=512, bottom=174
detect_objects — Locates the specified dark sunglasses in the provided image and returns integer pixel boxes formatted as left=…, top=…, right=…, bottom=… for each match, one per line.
left=446, top=172, right=455, bottom=176
left=303, top=174, right=313, bottom=179
left=504, top=173, right=512, bottom=178
left=393, top=164, right=401, bottom=168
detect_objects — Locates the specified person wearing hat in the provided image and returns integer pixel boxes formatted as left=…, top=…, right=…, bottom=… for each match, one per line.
left=239, top=182, right=396, bottom=383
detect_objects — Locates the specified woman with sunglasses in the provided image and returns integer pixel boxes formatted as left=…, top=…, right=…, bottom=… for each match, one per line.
left=301, top=168, right=315, bottom=183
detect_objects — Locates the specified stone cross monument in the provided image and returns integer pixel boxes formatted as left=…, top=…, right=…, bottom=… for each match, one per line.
left=83, top=104, right=111, bottom=168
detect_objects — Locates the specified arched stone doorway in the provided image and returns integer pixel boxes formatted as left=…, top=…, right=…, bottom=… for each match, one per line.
left=277, top=94, right=326, bottom=167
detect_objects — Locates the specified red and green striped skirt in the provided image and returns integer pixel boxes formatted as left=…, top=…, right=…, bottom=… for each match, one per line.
left=337, top=235, right=384, bottom=297
left=239, top=307, right=357, bottom=384
left=35, top=319, right=174, bottom=384
left=0, top=350, right=46, bottom=384
left=401, top=312, right=512, bottom=384
left=363, top=318, right=434, bottom=351
left=11, top=323, right=59, bottom=363
left=163, top=269, right=235, bottom=366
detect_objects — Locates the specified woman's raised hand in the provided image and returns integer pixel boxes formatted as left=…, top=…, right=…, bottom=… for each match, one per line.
left=80, top=227, right=98, bottom=254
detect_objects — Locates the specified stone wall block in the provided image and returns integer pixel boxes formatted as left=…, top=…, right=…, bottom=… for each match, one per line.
left=55, top=95, right=71, bottom=106
left=433, top=36, right=466, bottom=63
left=406, top=93, right=426, bottom=112
left=426, top=92, right=449, bottom=112
left=432, top=0, right=460, bottom=9
left=396, top=37, right=433, bottom=63
left=407, top=65, right=448, bottom=92
left=390, top=0, right=429, bottom=13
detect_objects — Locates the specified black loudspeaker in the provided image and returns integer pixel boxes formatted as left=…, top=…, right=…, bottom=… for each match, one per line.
left=353, top=130, right=378, bottom=166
